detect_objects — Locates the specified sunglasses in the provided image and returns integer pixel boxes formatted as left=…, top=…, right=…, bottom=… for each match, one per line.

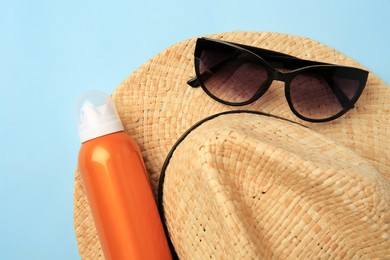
left=187, top=37, right=369, bottom=122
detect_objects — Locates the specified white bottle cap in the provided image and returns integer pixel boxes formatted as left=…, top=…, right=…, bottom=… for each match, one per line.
left=75, top=90, right=124, bottom=143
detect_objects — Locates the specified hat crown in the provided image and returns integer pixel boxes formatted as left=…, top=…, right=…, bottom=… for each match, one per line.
left=75, top=90, right=124, bottom=143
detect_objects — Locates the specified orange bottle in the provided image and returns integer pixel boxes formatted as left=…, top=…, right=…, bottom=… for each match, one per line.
left=75, top=90, right=172, bottom=260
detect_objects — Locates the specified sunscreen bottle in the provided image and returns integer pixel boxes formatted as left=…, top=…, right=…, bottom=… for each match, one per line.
left=75, top=90, right=171, bottom=260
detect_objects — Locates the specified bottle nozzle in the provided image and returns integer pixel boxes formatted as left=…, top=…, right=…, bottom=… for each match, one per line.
left=74, top=90, right=124, bottom=143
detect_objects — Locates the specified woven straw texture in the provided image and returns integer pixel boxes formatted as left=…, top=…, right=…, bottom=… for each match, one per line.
left=162, top=112, right=389, bottom=259
left=73, top=32, right=390, bottom=259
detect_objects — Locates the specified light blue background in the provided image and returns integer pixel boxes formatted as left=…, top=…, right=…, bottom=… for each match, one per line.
left=1, top=0, right=389, bottom=259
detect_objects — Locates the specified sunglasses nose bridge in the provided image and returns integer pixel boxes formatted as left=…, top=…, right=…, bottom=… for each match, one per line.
left=272, top=70, right=288, bottom=83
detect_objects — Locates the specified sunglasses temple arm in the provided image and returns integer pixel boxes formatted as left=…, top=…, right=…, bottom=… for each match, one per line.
left=187, top=71, right=214, bottom=87
left=326, top=78, right=353, bottom=108
left=234, top=42, right=331, bottom=69
left=187, top=76, right=200, bottom=87
left=187, top=53, right=241, bottom=87
left=234, top=42, right=296, bottom=59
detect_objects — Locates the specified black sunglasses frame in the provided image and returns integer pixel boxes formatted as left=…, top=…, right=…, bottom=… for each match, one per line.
left=188, top=37, right=369, bottom=123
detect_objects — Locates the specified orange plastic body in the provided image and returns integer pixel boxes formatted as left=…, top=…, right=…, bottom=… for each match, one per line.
left=78, top=131, right=172, bottom=260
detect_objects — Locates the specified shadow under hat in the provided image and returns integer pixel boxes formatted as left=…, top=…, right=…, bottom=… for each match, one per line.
left=73, top=32, right=390, bottom=259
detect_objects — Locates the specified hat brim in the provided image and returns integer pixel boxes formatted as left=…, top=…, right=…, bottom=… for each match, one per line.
left=74, top=31, right=390, bottom=258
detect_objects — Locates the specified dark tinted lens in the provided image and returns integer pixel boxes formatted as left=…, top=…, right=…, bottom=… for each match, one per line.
left=197, top=43, right=269, bottom=104
left=289, top=68, right=361, bottom=120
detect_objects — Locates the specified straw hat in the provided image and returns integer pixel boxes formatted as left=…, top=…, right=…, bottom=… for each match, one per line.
left=73, top=31, right=390, bottom=259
